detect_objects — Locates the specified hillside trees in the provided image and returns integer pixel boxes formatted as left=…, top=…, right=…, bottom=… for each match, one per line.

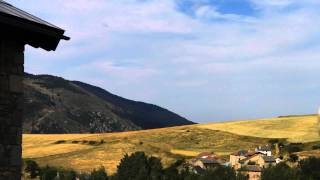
left=114, top=152, right=163, bottom=180
left=87, top=167, right=108, bottom=180
left=299, top=157, right=320, bottom=180
left=262, top=157, right=320, bottom=180
left=261, top=163, right=299, bottom=180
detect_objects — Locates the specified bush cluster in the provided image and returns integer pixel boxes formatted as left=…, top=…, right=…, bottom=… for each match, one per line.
left=53, top=139, right=106, bottom=146
left=261, top=157, right=320, bottom=180
left=24, top=161, right=108, bottom=180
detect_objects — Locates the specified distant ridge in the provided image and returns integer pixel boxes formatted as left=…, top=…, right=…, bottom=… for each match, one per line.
left=23, top=73, right=195, bottom=134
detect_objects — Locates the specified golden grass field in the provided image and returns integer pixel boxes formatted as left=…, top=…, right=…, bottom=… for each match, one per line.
left=198, top=115, right=320, bottom=142
left=23, top=115, right=320, bottom=174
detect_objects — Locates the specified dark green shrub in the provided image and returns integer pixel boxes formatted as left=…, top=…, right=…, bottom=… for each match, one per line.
left=25, top=160, right=41, bottom=179
left=88, top=141, right=98, bottom=145
left=89, top=166, right=108, bottom=180
left=115, top=152, right=163, bottom=180
left=54, top=140, right=66, bottom=144
left=286, top=143, right=303, bottom=153
left=289, top=154, right=299, bottom=163
left=261, top=163, right=299, bottom=180
left=312, top=145, right=320, bottom=150
left=58, top=169, right=77, bottom=180
left=40, top=166, right=58, bottom=180
left=299, top=156, right=320, bottom=180
left=268, top=139, right=280, bottom=145
left=201, top=165, right=238, bottom=180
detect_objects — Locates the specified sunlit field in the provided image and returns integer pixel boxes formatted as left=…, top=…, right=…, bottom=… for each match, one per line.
left=198, top=115, right=320, bottom=142
left=23, top=126, right=271, bottom=174
left=23, top=115, right=320, bottom=174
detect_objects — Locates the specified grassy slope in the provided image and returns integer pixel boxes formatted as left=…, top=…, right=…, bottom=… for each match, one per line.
left=23, top=115, right=320, bottom=174
left=23, top=126, right=271, bottom=174
left=198, top=115, right=320, bottom=142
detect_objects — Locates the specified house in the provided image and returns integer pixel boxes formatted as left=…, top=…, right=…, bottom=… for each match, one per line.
left=230, top=150, right=261, bottom=169
left=239, top=153, right=263, bottom=167
left=230, top=150, right=249, bottom=166
left=238, top=165, right=262, bottom=180
left=255, top=145, right=272, bottom=156
left=191, top=152, right=227, bottom=170
left=193, top=159, right=223, bottom=169
left=261, top=156, right=276, bottom=168
left=239, top=153, right=276, bottom=168
left=0, top=1, right=68, bottom=179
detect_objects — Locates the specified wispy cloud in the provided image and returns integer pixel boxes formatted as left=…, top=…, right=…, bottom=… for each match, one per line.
left=8, top=0, right=320, bottom=122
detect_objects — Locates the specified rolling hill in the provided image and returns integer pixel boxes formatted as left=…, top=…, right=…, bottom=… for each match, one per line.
left=23, top=126, right=272, bottom=174
left=23, top=73, right=194, bottom=134
left=22, top=114, right=320, bottom=175
left=197, top=115, right=320, bottom=142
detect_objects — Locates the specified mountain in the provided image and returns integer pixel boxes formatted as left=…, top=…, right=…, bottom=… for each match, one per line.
left=23, top=73, right=194, bottom=134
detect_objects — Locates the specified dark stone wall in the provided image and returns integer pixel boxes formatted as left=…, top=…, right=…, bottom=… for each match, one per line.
left=0, top=40, right=24, bottom=180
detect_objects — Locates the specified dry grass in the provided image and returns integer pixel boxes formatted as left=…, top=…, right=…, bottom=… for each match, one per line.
left=23, top=115, right=320, bottom=174
left=297, top=150, right=320, bottom=159
left=23, top=126, right=271, bottom=174
left=170, top=149, right=200, bottom=157
left=198, top=115, right=320, bottom=142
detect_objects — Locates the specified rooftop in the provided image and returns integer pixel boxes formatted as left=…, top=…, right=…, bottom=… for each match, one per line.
left=232, top=150, right=249, bottom=156
left=256, top=145, right=272, bottom=151
left=262, top=156, right=276, bottom=162
left=239, top=165, right=262, bottom=172
left=196, top=152, right=216, bottom=159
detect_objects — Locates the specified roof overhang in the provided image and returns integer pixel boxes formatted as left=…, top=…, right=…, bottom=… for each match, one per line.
left=0, top=1, right=70, bottom=51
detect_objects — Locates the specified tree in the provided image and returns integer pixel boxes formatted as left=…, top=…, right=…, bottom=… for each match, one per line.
left=286, top=144, right=303, bottom=153
left=25, top=160, right=41, bottom=179
left=40, top=166, right=58, bottom=180
left=289, top=154, right=299, bottom=163
left=299, top=157, right=320, bottom=180
left=163, top=159, right=192, bottom=180
left=200, top=166, right=238, bottom=180
left=115, top=152, right=163, bottom=180
left=58, top=169, right=77, bottom=180
left=89, top=166, right=108, bottom=180
left=261, top=163, right=299, bottom=180
left=268, top=139, right=280, bottom=145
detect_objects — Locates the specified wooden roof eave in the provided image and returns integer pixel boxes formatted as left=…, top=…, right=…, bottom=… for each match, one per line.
left=0, top=12, right=70, bottom=51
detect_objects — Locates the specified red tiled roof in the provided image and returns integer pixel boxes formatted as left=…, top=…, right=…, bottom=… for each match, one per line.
left=194, top=152, right=227, bottom=164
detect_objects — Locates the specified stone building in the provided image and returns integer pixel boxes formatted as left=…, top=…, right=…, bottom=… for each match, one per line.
left=238, top=165, right=262, bottom=180
left=0, top=1, right=69, bottom=179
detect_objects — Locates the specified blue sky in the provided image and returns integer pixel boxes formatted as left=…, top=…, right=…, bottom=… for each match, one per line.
left=7, top=0, right=320, bottom=123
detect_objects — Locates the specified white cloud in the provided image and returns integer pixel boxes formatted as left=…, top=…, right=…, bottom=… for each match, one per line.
left=7, top=0, right=320, bottom=122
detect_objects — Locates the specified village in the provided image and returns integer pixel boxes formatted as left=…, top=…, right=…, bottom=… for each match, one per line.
left=189, top=145, right=283, bottom=180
